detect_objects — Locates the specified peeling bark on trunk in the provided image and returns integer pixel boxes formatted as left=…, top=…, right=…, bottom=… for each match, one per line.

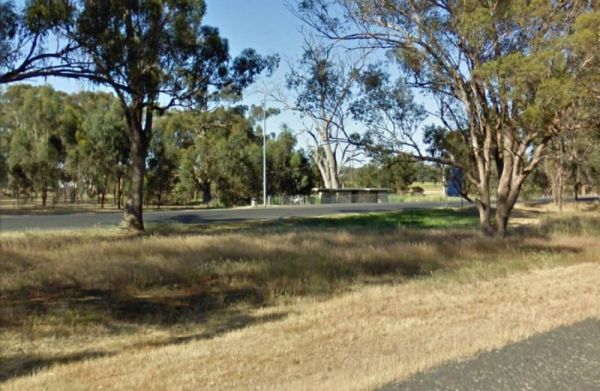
left=477, top=181, right=493, bottom=236
left=314, top=154, right=330, bottom=189
left=322, top=135, right=339, bottom=189
left=477, top=202, right=493, bottom=236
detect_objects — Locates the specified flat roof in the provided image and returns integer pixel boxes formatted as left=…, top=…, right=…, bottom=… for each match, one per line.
left=312, top=188, right=391, bottom=192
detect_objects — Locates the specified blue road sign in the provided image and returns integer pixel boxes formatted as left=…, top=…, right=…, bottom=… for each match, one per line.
left=446, top=167, right=463, bottom=197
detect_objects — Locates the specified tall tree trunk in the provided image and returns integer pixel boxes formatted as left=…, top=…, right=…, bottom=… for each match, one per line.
left=477, top=188, right=494, bottom=236
left=116, top=175, right=122, bottom=210
left=123, top=135, right=146, bottom=230
left=314, top=155, right=330, bottom=188
left=41, top=177, right=47, bottom=207
left=557, top=145, right=564, bottom=213
left=322, top=139, right=339, bottom=189
left=495, top=152, right=514, bottom=238
left=100, top=175, right=108, bottom=209
left=201, top=181, right=212, bottom=205
left=122, top=106, right=151, bottom=231
left=495, top=199, right=511, bottom=239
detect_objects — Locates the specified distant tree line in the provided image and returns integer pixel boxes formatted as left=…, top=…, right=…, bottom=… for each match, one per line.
left=1, top=82, right=595, bottom=212
left=0, top=85, right=320, bottom=208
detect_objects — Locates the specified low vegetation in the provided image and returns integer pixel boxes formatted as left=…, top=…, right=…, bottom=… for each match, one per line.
left=1, top=205, right=600, bottom=389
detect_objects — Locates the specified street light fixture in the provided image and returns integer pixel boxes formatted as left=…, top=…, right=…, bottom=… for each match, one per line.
left=248, top=81, right=282, bottom=208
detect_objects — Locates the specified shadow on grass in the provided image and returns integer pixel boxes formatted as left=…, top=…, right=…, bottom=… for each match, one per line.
left=1, top=285, right=267, bottom=328
left=0, top=351, right=111, bottom=383
left=0, top=307, right=287, bottom=384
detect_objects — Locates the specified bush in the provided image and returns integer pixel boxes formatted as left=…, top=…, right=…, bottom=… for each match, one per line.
left=410, top=186, right=425, bottom=196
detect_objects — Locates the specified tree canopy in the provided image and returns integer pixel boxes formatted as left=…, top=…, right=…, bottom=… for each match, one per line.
left=295, top=0, right=597, bottom=236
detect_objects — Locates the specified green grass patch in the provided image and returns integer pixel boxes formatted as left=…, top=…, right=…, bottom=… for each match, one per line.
left=284, top=208, right=479, bottom=231
left=143, top=208, right=480, bottom=236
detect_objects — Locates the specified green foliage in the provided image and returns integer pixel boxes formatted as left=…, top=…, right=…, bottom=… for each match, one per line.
left=146, top=126, right=178, bottom=207
left=79, top=95, right=129, bottom=204
left=214, top=129, right=261, bottom=206
left=267, top=128, right=315, bottom=195
left=161, top=107, right=258, bottom=206
left=350, top=154, right=417, bottom=193
left=0, top=86, right=129, bottom=205
left=146, top=107, right=315, bottom=207
left=351, top=65, right=425, bottom=149
left=3, top=85, right=68, bottom=204
left=0, top=1, right=18, bottom=65
left=0, top=86, right=316, bottom=208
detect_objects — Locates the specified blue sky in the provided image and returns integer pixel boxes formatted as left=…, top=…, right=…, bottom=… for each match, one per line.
left=204, top=0, right=302, bottom=60
left=203, top=0, right=306, bottom=137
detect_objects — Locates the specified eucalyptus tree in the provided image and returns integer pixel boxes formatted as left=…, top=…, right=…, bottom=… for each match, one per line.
left=296, top=0, right=591, bottom=236
left=157, top=106, right=266, bottom=206
left=551, top=7, right=600, bottom=203
left=286, top=39, right=369, bottom=189
left=146, top=124, right=178, bottom=209
left=571, top=5, right=600, bottom=116
left=4, top=85, right=66, bottom=206
left=61, top=0, right=276, bottom=229
left=79, top=95, right=129, bottom=208
left=266, top=128, right=315, bottom=195
left=2, top=1, right=274, bottom=227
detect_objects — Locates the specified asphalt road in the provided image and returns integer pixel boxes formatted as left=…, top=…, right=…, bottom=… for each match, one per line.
left=0, top=201, right=465, bottom=232
left=380, top=318, right=600, bottom=391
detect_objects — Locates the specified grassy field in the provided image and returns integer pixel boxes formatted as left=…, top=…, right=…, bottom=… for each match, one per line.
left=1, top=204, right=599, bottom=389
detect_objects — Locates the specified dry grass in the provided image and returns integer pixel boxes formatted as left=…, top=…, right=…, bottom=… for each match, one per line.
left=4, top=263, right=600, bottom=391
left=1, top=205, right=600, bottom=389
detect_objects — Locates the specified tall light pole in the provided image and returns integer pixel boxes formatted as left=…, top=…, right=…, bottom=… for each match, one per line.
left=262, top=93, right=267, bottom=207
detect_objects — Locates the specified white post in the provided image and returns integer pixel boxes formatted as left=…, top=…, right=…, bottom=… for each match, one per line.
left=262, top=93, right=267, bottom=208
